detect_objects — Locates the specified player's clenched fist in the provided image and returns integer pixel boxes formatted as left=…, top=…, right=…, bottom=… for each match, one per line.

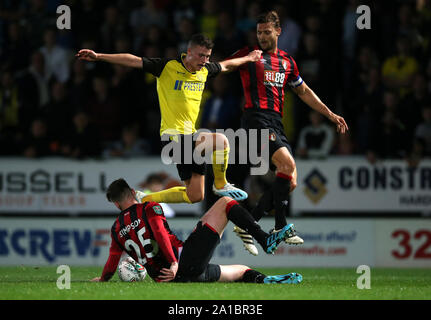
left=76, top=49, right=98, bottom=61
left=247, top=50, right=262, bottom=62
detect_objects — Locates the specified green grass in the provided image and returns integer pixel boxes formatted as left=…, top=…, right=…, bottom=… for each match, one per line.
left=0, top=266, right=430, bottom=300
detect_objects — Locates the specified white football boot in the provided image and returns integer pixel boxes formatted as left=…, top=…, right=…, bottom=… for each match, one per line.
left=233, top=226, right=259, bottom=256
left=213, top=183, right=248, bottom=201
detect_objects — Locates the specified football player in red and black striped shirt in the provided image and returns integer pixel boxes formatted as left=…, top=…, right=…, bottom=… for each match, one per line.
left=91, top=178, right=302, bottom=284
left=227, top=11, right=348, bottom=254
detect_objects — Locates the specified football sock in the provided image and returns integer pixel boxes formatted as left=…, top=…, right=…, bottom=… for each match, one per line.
left=141, top=186, right=192, bottom=204
left=212, top=147, right=229, bottom=189
left=240, top=269, right=266, bottom=283
left=226, top=200, right=268, bottom=249
left=273, top=173, right=292, bottom=230
left=251, top=189, right=273, bottom=222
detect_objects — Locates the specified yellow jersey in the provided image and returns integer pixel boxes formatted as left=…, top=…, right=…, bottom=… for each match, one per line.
left=142, top=54, right=221, bottom=136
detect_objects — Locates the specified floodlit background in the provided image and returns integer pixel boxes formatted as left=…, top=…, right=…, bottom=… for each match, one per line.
left=0, top=0, right=430, bottom=269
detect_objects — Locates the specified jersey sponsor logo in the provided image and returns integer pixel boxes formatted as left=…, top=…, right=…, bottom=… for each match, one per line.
left=153, top=205, right=163, bottom=215
left=173, top=80, right=204, bottom=92
left=264, top=70, right=285, bottom=88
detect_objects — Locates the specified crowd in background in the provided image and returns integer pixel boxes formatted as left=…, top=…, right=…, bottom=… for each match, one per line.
left=1, top=0, right=431, bottom=166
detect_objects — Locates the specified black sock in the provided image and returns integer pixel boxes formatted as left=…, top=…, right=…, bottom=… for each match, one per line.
left=273, top=173, right=291, bottom=230
left=240, top=269, right=266, bottom=283
left=251, top=189, right=273, bottom=222
left=226, top=201, right=268, bottom=249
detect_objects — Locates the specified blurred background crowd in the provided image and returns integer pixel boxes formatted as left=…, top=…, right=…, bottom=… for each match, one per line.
left=1, top=0, right=431, bottom=165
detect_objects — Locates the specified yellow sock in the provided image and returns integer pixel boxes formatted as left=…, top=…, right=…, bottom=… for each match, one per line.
left=212, top=147, right=229, bottom=189
left=141, top=186, right=192, bottom=204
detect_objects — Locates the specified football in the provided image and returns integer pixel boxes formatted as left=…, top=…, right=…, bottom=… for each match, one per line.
left=117, top=257, right=147, bottom=282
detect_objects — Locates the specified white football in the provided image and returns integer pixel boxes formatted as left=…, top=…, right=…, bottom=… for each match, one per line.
left=117, top=257, right=147, bottom=282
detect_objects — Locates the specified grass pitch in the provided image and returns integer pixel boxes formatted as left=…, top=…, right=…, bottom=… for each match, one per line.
left=0, top=266, right=430, bottom=300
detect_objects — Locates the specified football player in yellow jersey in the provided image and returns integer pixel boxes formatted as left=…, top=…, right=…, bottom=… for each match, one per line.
left=77, top=34, right=262, bottom=205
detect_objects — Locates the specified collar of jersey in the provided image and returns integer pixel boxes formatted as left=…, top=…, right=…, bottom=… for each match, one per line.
left=256, top=45, right=279, bottom=56
left=178, top=53, right=197, bottom=74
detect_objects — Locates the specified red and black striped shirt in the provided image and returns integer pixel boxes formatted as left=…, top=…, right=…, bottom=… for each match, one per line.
left=230, top=46, right=303, bottom=116
left=101, top=202, right=183, bottom=282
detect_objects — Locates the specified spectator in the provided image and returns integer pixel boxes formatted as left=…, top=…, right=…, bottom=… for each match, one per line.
left=1, top=22, right=29, bottom=73
left=200, top=75, right=241, bottom=130
left=100, top=5, right=127, bottom=53
left=354, top=103, right=379, bottom=156
left=39, top=28, right=71, bottom=83
left=374, top=110, right=407, bottom=159
left=103, top=125, right=151, bottom=158
left=414, top=105, right=431, bottom=157
left=176, top=17, right=195, bottom=54
left=276, top=5, right=302, bottom=56
left=214, top=11, right=245, bottom=58
left=21, top=118, right=53, bottom=158
left=406, top=137, right=426, bottom=168
left=236, top=1, right=260, bottom=33
left=18, top=51, right=50, bottom=111
left=296, top=110, right=335, bottom=159
left=86, top=75, right=121, bottom=141
left=61, top=110, right=101, bottom=159
left=297, top=33, right=321, bottom=90
left=0, top=66, right=25, bottom=135
left=67, top=58, right=92, bottom=108
left=199, top=0, right=219, bottom=40
left=73, top=0, right=103, bottom=45
left=130, top=0, right=167, bottom=33
left=43, top=81, right=73, bottom=140
left=24, top=0, right=50, bottom=49
left=400, top=74, right=431, bottom=139
left=382, top=36, right=419, bottom=98
left=334, top=132, right=354, bottom=156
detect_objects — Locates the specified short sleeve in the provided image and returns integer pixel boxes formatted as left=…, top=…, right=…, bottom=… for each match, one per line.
left=142, top=57, right=169, bottom=77
left=286, top=56, right=303, bottom=88
left=229, top=47, right=250, bottom=59
left=205, top=62, right=222, bottom=78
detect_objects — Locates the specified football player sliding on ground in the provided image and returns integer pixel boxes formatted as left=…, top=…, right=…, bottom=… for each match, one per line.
left=91, top=179, right=302, bottom=284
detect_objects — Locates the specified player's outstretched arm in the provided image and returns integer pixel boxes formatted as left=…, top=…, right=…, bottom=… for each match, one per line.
left=219, top=49, right=262, bottom=73
left=292, top=81, right=349, bottom=134
left=76, top=49, right=143, bottom=69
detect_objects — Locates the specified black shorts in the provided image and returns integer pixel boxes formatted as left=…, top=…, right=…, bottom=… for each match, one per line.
left=241, top=110, right=293, bottom=171
left=174, top=221, right=221, bottom=283
left=160, top=134, right=206, bottom=181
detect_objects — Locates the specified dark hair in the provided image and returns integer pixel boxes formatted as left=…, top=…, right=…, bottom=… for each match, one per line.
left=106, top=178, right=133, bottom=202
left=188, top=33, right=214, bottom=50
left=257, top=10, right=281, bottom=28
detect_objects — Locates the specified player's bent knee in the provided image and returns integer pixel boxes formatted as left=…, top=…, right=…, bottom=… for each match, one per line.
left=214, top=133, right=229, bottom=150
left=188, top=193, right=204, bottom=203
left=186, top=189, right=204, bottom=203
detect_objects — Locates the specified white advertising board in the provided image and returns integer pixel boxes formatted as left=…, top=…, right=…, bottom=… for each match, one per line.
left=292, top=158, right=431, bottom=213
left=0, top=157, right=201, bottom=214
